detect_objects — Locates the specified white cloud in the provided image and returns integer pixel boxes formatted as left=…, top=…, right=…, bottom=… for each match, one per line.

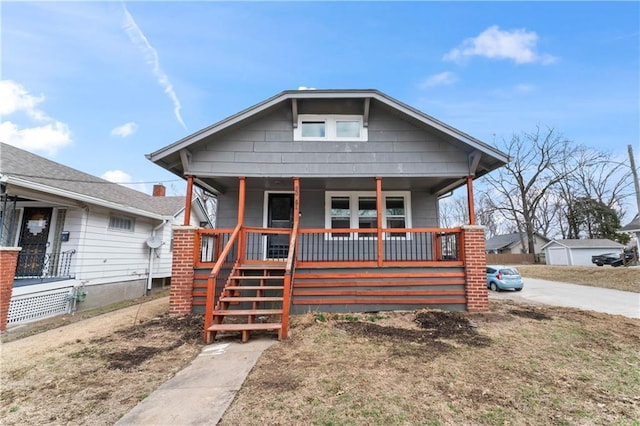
left=121, top=5, right=186, bottom=129
left=0, top=80, right=72, bottom=155
left=297, top=86, right=317, bottom=90
left=111, top=122, right=138, bottom=137
left=444, top=26, right=557, bottom=65
left=101, top=169, right=147, bottom=192
left=419, top=72, right=458, bottom=89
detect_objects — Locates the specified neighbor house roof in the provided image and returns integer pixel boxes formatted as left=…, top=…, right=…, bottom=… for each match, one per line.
left=0, top=142, right=180, bottom=220
left=146, top=89, right=509, bottom=194
left=485, top=232, right=549, bottom=251
left=620, top=214, right=640, bottom=233
left=541, top=238, right=624, bottom=250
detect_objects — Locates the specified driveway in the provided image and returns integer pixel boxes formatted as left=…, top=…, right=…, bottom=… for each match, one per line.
left=489, top=277, right=640, bottom=319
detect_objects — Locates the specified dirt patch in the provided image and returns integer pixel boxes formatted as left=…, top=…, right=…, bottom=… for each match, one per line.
left=508, top=308, right=553, bottom=320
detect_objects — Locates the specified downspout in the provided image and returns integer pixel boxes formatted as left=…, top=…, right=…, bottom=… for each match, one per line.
left=147, top=219, right=169, bottom=295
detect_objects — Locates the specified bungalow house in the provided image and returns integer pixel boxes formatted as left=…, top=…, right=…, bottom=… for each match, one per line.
left=485, top=232, right=550, bottom=255
left=0, top=142, right=210, bottom=330
left=147, top=89, right=509, bottom=343
left=541, top=238, right=625, bottom=266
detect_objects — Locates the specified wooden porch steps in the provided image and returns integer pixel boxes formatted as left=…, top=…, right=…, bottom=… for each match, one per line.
left=206, top=263, right=287, bottom=343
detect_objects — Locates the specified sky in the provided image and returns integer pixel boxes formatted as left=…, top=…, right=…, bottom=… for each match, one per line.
left=1, top=1, right=639, bottom=216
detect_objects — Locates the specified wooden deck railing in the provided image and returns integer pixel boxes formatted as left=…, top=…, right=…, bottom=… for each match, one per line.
left=297, top=227, right=462, bottom=267
left=197, top=227, right=463, bottom=269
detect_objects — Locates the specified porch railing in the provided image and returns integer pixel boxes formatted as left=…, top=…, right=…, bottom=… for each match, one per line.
left=197, top=227, right=463, bottom=268
left=297, top=227, right=462, bottom=267
left=15, top=249, right=76, bottom=280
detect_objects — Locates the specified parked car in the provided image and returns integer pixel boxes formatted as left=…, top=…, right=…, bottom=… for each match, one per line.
left=486, top=266, right=524, bottom=292
left=591, top=252, right=634, bottom=267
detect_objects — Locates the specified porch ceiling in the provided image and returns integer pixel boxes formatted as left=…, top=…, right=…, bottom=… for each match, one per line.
left=195, top=176, right=458, bottom=194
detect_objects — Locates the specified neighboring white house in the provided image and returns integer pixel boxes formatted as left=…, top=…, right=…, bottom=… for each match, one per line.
left=541, top=239, right=625, bottom=266
left=0, top=142, right=211, bottom=326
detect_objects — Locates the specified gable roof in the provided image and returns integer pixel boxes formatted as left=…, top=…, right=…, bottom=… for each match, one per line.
left=541, top=238, right=624, bottom=250
left=1, top=142, right=180, bottom=220
left=620, top=214, right=640, bottom=233
left=485, top=232, right=550, bottom=251
left=146, top=89, right=509, bottom=193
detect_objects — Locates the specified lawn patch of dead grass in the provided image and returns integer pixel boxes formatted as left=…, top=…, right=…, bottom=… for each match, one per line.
left=516, top=264, right=639, bottom=293
left=221, top=301, right=640, bottom=425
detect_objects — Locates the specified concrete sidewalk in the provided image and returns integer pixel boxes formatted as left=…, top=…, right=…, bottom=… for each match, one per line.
left=116, top=338, right=277, bottom=426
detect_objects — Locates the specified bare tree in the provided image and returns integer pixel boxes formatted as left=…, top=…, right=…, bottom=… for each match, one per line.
left=481, top=127, right=584, bottom=254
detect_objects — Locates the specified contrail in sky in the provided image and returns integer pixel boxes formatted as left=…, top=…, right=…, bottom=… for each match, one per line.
left=121, top=4, right=186, bottom=129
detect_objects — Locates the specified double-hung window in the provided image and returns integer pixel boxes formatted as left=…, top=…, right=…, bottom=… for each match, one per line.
left=325, top=192, right=410, bottom=239
left=295, top=115, right=367, bottom=141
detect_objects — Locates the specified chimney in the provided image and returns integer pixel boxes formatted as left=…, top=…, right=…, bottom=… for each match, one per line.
left=152, top=184, right=166, bottom=197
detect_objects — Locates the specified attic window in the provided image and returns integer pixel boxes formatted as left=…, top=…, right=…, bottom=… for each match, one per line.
left=295, top=115, right=367, bottom=141
left=109, top=214, right=135, bottom=232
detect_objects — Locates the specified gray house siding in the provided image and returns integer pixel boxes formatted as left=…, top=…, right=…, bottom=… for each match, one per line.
left=188, top=103, right=470, bottom=178
left=216, top=188, right=438, bottom=229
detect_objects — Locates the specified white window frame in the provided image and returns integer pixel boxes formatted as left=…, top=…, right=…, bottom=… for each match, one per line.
left=324, top=191, right=411, bottom=240
left=294, top=114, right=368, bottom=142
left=108, top=214, right=135, bottom=232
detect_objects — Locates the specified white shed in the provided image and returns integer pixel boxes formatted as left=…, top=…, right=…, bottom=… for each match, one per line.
left=542, top=239, right=625, bottom=266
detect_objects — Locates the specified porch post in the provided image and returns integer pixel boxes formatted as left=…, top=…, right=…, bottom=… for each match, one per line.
left=375, top=177, right=383, bottom=266
left=184, top=175, right=194, bottom=226
left=169, top=226, right=197, bottom=316
left=0, top=248, right=21, bottom=331
left=237, top=177, right=246, bottom=263
left=466, top=176, right=476, bottom=225
left=461, top=225, right=488, bottom=312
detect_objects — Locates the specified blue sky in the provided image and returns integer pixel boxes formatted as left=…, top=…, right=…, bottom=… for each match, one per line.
left=2, top=2, right=639, bottom=209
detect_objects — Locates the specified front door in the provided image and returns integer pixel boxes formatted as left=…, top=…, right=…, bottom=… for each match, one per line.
left=16, top=207, right=53, bottom=277
left=267, top=193, right=294, bottom=259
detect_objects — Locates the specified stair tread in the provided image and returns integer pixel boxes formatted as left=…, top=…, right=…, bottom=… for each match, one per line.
left=213, top=309, right=283, bottom=315
left=226, top=286, right=285, bottom=290
left=238, top=264, right=285, bottom=269
left=219, top=296, right=283, bottom=302
left=207, top=323, right=282, bottom=331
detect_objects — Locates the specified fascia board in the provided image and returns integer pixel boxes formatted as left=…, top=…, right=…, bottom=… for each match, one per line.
left=6, top=176, right=164, bottom=220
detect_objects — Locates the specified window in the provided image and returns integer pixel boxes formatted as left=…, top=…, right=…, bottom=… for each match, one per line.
left=108, top=214, right=135, bottom=232
left=325, top=192, right=410, bottom=239
left=295, top=115, right=367, bottom=141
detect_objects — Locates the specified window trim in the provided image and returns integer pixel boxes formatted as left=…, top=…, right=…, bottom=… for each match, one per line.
left=294, top=114, right=368, bottom=141
left=324, top=191, right=411, bottom=240
left=108, top=214, right=135, bottom=232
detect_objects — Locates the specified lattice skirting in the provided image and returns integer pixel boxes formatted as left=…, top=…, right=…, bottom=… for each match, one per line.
left=8, top=287, right=73, bottom=325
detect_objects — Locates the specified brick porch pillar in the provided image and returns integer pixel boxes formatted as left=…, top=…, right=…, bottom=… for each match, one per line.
left=0, top=248, right=21, bottom=332
left=170, top=226, right=197, bottom=316
left=462, top=225, right=489, bottom=312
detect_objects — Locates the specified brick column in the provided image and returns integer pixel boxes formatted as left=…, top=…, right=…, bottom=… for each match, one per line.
left=0, top=248, right=21, bottom=332
left=170, top=226, right=197, bottom=316
left=461, top=225, right=489, bottom=312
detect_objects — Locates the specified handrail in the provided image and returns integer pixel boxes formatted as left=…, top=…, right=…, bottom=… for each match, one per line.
left=203, top=223, right=242, bottom=341
left=281, top=177, right=300, bottom=339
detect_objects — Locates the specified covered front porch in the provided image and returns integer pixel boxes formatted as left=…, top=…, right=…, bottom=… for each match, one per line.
left=170, top=175, right=488, bottom=343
